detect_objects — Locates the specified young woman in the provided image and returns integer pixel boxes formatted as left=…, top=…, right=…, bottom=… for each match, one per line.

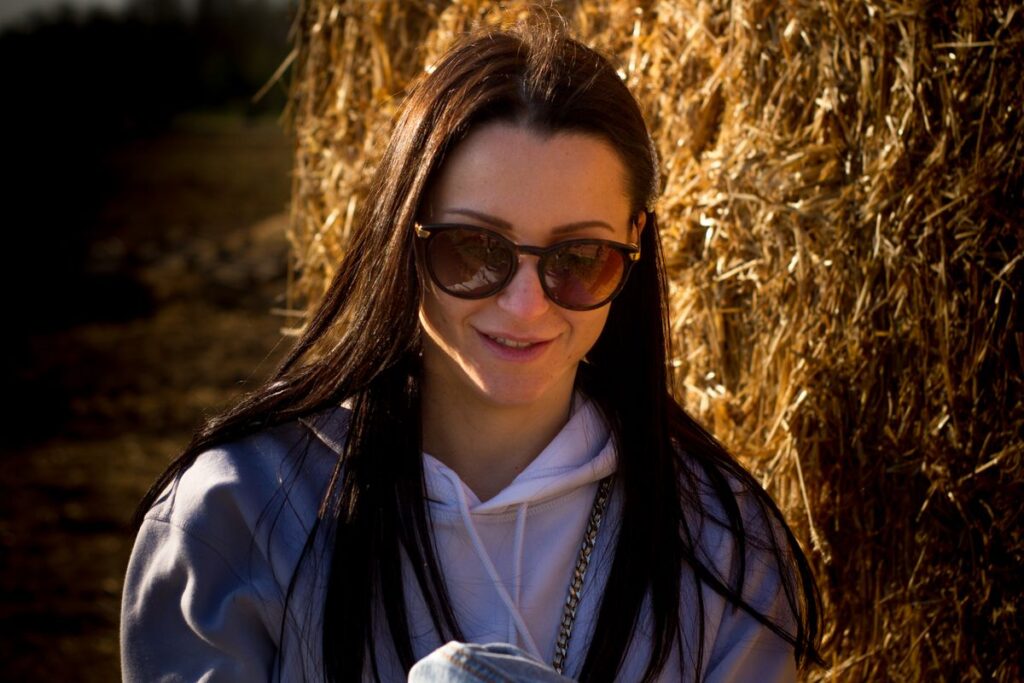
left=121, top=22, right=822, bottom=683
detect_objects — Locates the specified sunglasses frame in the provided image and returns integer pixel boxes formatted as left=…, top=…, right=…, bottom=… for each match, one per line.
left=414, top=222, right=641, bottom=311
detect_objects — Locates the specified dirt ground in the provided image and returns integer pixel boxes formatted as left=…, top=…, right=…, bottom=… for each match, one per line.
left=0, top=114, right=294, bottom=681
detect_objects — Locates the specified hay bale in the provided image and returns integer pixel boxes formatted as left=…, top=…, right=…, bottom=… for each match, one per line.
left=286, top=1, right=1024, bottom=679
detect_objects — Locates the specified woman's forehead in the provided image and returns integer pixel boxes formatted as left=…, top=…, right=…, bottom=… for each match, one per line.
left=424, top=122, right=633, bottom=237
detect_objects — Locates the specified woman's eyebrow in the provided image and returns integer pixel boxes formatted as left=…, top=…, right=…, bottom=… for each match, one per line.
left=550, top=220, right=615, bottom=235
left=443, top=208, right=615, bottom=234
left=444, top=208, right=512, bottom=229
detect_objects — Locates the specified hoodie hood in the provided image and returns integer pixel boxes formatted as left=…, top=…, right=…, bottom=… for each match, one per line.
left=301, top=393, right=618, bottom=666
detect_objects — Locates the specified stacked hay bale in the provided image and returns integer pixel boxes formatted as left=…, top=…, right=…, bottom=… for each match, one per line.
left=286, top=1, right=1023, bottom=679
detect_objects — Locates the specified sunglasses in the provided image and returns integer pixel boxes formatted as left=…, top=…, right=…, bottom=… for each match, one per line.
left=414, top=222, right=641, bottom=311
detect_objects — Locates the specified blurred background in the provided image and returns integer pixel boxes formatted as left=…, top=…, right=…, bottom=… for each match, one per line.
left=1, top=0, right=295, bottom=679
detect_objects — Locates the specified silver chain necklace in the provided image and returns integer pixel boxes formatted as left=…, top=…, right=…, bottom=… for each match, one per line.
left=551, top=475, right=614, bottom=674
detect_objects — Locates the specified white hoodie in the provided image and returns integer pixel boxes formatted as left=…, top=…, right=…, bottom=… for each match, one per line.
left=121, top=397, right=797, bottom=681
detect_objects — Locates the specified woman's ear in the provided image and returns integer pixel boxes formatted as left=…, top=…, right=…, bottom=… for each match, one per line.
left=632, top=210, right=648, bottom=241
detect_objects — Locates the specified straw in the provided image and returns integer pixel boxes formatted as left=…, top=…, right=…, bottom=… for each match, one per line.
left=286, top=2, right=1024, bottom=679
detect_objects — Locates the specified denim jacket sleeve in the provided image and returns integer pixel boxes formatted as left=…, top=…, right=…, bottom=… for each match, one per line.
left=120, top=418, right=340, bottom=683
left=121, top=511, right=279, bottom=682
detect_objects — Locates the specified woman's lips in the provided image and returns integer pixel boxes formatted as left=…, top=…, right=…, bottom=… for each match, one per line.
left=476, top=330, right=554, bottom=361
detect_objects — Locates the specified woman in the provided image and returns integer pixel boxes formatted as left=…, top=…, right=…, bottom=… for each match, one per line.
left=121, top=21, right=822, bottom=682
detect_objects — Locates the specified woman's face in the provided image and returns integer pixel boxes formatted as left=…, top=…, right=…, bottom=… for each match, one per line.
left=418, top=122, right=638, bottom=412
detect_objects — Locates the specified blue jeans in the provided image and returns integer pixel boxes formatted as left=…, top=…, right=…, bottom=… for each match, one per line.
left=408, top=642, right=575, bottom=682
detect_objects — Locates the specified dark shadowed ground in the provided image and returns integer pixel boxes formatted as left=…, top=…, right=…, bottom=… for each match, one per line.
left=0, top=113, right=293, bottom=681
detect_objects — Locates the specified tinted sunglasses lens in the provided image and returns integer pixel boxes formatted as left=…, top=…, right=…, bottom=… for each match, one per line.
left=543, top=243, right=627, bottom=309
left=427, top=228, right=513, bottom=297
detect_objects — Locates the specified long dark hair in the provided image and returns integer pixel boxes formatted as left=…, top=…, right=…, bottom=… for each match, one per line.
left=134, top=21, right=822, bottom=682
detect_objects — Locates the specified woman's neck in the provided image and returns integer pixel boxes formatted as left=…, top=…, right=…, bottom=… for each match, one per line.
left=420, top=377, right=574, bottom=502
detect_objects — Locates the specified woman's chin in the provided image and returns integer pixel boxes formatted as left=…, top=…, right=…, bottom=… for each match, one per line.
left=468, top=374, right=574, bottom=412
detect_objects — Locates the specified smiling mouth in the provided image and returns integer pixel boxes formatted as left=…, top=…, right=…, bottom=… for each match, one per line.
left=477, top=331, right=554, bottom=361
left=487, top=335, right=538, bottom=349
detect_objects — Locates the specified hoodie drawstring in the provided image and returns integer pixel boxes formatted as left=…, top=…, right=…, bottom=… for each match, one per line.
left=443, top=470, right=543, bottom=660
left=511, top=502, right=528, bottom=644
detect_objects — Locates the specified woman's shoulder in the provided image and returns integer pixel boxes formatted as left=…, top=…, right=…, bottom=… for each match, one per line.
left=664, top=447, right=805, bottom=683
left=676, top=446, right=781, bottom=538
left=122, top=406, right=351, bottom=682
left=143, top=404, right=351, bottom=550
left=676, top=447, right=799, bottom=621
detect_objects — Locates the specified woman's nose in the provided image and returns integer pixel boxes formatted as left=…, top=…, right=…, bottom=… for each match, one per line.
left=496, top=256, right=551, bottom=318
